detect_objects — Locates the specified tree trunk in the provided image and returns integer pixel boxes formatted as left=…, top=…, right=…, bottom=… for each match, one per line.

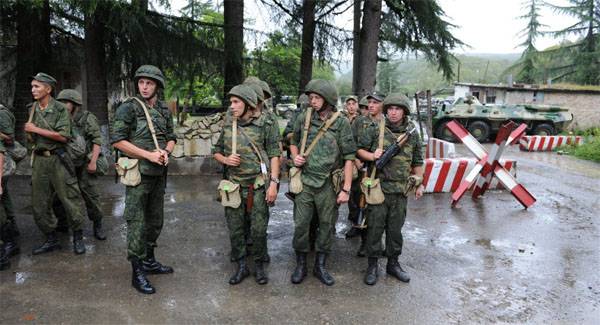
left=298, top=0, right=316, bottom=95
left=356, top=0, right=382, bottom=97
left=14, top=0, right=51, bottom=141
left=223, top=0, right=244, bottom=101
left=84, top=3, right=109, bottom=124
left=352, top=0, right=362, bottom=95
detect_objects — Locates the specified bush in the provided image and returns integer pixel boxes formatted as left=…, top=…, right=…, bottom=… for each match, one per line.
left=559, top=129, right=600, bottom=162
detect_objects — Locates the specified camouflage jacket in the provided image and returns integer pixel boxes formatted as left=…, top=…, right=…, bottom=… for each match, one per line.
left=291, top=109, right=357, bottom=188
left=27, top=98, right=72, bottom=151
left=72, top=109, right=103, bottom=154
left=213, top=112, right=281, bottom=187
left=0, top=105, right=15, bottom=148
left=111, top=95, right=176, bottom=176
left=357, top=118, right=423, bottom=194
left=351, top=115, right=372, bottom=143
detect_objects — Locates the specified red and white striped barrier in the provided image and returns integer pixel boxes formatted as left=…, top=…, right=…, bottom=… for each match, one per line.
left=425, top=138, right=456, bottom=159
left=519, top=135, right=583, bottom=152
left=423, top=158, right=516, bottom=193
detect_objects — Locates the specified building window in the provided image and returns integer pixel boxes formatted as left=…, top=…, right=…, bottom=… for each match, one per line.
left=486, top=89, right=496, bottom=103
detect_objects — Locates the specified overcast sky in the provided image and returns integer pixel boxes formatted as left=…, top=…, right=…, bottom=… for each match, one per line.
left=164, top=0, right=578, bottom=55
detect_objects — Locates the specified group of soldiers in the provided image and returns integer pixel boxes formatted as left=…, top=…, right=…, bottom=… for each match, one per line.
left=0, top=64, right=424, bottom=295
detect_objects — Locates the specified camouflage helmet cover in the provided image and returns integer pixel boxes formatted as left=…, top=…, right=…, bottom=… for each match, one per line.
left=56, top=89, right=83, bottom=106
left=304, top=79, right=338, bottom=108
left=227, top=84, right=258, bottom=109
left=134, top=65, right=166, bottom=89
left=359, top=96, right=369, bottom=107
left=383, top=92, right=411, bottom=114
left=244, top=82, right=265, bottom=102
left=258, top=80, right=272, bottom=99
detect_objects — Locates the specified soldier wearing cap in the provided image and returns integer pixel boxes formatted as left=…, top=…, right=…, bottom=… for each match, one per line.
left=343, top=95, right=365, bottom=240
left=25, top=72, right=88, bottom=256
left=356, top=92, right=424, bottom=285
left=111, top=65, right=176, bottom=294
left=213, top=84, right=281, bottom=285
left=344, top=95, right=360, bottom=124
left=289, top=79, right=356, bottom=286
left=358, top=96, right=369, bottom=117
left=53, top=89, right=107, bottom=241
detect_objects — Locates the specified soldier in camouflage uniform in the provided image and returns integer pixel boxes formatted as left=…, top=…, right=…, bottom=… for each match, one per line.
left=25, top=73, right=87, bottom=256
left=359, top=95, right=369, bottom=117
left=289, top=79, right=356, bottom=286
left=111, top=65, right=176, bottom=294
left=213, top=84, right=281, bottom=285
left=344, top=95, right=365, bottom=240
left=0, top=104, right=19, bottom=270
left=356, top=93, right=424, bottom=285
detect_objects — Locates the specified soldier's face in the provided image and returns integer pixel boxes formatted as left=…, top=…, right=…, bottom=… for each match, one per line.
left=60, top=100, right=75, bottom=114
left=345, top=99, right=357, bottom=114
left=368, top=99, right=383, bottom=116
left=360, top=106, right=368, bottom=116
left=31, top=80, right=52, bottom=100
left=387, top=106, right=405, bottom=123
left=229, top=96, right=246, bottom=118
left=308, top=93, right=325, bottom=111
left=138, top=78, right=157, bottom=99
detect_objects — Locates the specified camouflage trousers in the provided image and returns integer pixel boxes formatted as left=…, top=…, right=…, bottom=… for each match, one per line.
left=365, top=192, right=407, bottom=258
left=32, top=155, right=84, bottom=234
left=54, top=165, right=104, bottom=225
left=124, top=174, right=166, bottom=260
left=225, top=186, right=269, bottom=262
left=293, top=179, right=338, bottom=253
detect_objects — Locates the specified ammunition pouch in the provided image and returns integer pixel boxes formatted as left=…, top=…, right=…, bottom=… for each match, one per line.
left=289, top=167, right=303, bottom=194
left=218, top=180, right=241, bottom=208
left=360, top=177, right=385, bottom=205
left=116, top=157, right=141, bottom=187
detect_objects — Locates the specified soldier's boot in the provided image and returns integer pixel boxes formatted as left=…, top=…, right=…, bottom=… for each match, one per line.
left=386, top=257, right=410, bottom=283
left=0, top=244, right=10, bottom=271
left=356, top=230, right=367, bottom=257
left=229, top=257, right=250, bottom=285
left=313, top=253, right=335, bottom=286
left=364, top=257, right=378, bottom=285
left=291, top=251, right=307, bottom=284
left=131, top=258, right=155, bottom=294
left=254, top=261, right=268, bottom=285
left=32, top=232, right=61, bottom=255
left=93, top=220, right=107, bottom=241
left=72, top=230, right=86, bottom=255
left=1, top=225, right=19, bottom=257
left=142, top=246, right=174, bottom=274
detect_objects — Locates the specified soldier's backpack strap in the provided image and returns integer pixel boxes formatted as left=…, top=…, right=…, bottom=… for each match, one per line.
left=370, top=118, right=386, bottom=179
left=238, top=126, right=269, bottom=179
left=232, top=117, right=237, bottom=155
left=304, top=111, right=342, bottom=157
left=130, top=97, right=161, bottom=151
left=299, top=107, right=313, bottom=155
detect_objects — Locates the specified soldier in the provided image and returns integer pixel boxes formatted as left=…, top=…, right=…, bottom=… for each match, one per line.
left=344, top=95, right=360, bottom=124
left=356, top=93, right=424, bottom=285
left=343, top=95, right=362, bottom=239
left=0, top=104, right=20, bottom=269
left=289, top=79, right=356, bottom=286
left=55, top=89, right=106, bottom=240
left=111, top=65, right=176, bottom=294
left=359, top=96, right=369, bottom=117
left=25, top=73, right=87, bottom=255
left=213, top=84, right=281, bottom=285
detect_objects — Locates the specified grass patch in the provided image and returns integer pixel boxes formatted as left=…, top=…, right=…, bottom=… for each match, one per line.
left=558, top=127, right=600, bottom=162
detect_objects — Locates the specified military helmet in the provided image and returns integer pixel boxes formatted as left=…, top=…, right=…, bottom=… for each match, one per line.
left=383, top=92, right=411, bottom=114
left=258, top=80, right=272, bottom=99
left=227, top=84, right=257, bottom=109
left=359, top=96, right=369, bottom=108
left=30, top=72, right=57, bottom=90
left=244, top=76, right=261, bottom=84
left=56, top=89, right=83, bottom=106
left=304, top=79, right=338, bottom=108
left=366, top=91, right=386, bottom=103
left=134, top=65, right=166, bottom=89
left=244, top=82, right=265, bottom=102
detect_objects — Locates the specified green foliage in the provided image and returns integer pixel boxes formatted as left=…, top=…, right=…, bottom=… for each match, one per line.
left=512, top=0, right=546, bottom=83
left=560, top=135, right=600, bottom=162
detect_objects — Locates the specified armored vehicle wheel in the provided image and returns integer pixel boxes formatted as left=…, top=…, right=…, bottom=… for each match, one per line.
left=435, top=121, right=457, bottom=142
left=468, top=121, right=491, bottom=142
left=533, top=123, right=555, bottom=136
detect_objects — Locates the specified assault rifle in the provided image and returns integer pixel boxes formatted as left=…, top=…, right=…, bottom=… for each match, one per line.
left=375, top=127, right=417, bottom=170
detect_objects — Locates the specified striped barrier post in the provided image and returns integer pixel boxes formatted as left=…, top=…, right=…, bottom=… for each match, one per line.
left=423, top=158, right=516, bottom=193
left=425, top=138, right=456, bottom=159
left=445, top=120, right=536, bottom=209
left=519, top=135, right=583, bottom=152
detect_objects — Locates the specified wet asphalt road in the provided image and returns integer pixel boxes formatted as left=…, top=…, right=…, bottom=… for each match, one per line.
left=1, top=145, right=599, bottom=324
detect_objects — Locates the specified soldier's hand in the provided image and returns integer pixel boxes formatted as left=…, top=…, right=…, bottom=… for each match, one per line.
left=293, top=155, right=306, bottom=167
left=337, top=191, right=349, bottom=204
left=415, top=184, right=424, bottom=200
left=146, top=150, right=164, bottom=165
left=225, top=154, right=241, bottom=167
left=159, top=149, right=169, bottom=166
left=87, top=160, right=97, bottom=174
left=373, top=149, right=384, bottom=160
left=24, top=122, right=38, bottom=133
left=266, top=183, right=278, bottom=205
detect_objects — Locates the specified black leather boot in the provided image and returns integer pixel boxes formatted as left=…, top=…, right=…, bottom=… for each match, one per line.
left=93, top=220, right=107, bottom=241
left=142, top=246, right=174, bottom=274
left=131, top=258, right=155, bottom=294
left=229, top=258, right=250, bottom=285
left=255, top=261, right=268, bottom=285
left=291, top=251, right=307, bottom=284
left=73, top=230, right=86, bottom=255
left=1, top=225, right=19, bottom=257
left=313, top=252, right=335, bottom=286
left=0, top=244, right=10, bottom=271
left=387, top=257, right=410, bottom=283
left=32, top=232, right=61, bottom=255
left=364, top=257, right=378, bottom=285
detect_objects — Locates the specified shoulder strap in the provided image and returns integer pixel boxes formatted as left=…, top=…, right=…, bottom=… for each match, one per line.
left=231, top=117, right=237, bottom=155
left=299, top=107, right=313, bottom=155
left=304, top=111, right=342, bottom=157
left=238, top=126, right=268, bottom=176
left=371, top=118, right=386, bottom=178
left=130, top=97, right=161, bottom=151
